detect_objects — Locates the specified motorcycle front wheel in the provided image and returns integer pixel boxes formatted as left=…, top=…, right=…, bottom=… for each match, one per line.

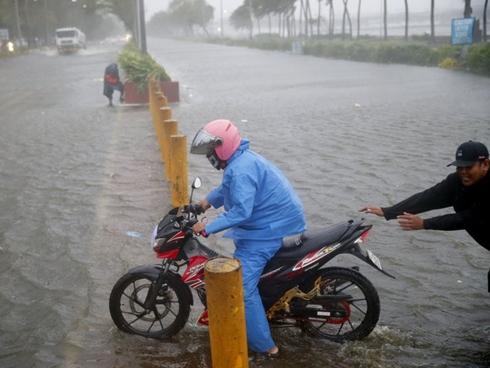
left=109, top=272, right=191, bottom=339
left=300, top=267, right=380, bottom=341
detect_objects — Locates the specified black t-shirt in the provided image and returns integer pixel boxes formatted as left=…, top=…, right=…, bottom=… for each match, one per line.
left=382, top=171, right=490, bottom=251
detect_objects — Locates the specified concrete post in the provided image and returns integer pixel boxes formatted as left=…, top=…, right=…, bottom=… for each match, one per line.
left=205, top=258, right=249, bottom=368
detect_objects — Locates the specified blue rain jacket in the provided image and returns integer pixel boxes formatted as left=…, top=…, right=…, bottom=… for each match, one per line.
left=205, top=139, right=306, bottom=240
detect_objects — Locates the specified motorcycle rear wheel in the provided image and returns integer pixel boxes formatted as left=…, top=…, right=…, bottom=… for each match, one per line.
left=109, top=272, right=190, bottom=339
left=300, top=267, right=380, bottom=341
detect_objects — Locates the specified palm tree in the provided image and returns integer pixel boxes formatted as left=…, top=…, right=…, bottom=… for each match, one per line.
left=484, top=0, right=488, bottom=41
left=357, top=0, right=361, bottom=37
left=464, top=0, right=472, bottom=17
left=430, top=0, right=435, bottom=42
left=342, top=0, right=352, bottom=39
left=317, top=0, right=322, bottom=36
left=404, top=0, right=409, bottom=40
left=383, top=0, right=387, bottom=40
left=328, top=0, right=335, bottom=37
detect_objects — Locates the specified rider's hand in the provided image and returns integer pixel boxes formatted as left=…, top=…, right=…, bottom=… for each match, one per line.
left=198, top=199, right=211, bottom=212
left=192, top=222, right=206, bottom=235
left=359, top=206, right=384, bottom=217
left=397, top=212, right=424, bottom=230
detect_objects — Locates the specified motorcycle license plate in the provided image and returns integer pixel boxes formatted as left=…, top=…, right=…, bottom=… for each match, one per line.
left=367, top=249, right=383, bottom=270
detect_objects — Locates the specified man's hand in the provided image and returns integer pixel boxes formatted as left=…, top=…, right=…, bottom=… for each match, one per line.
left=359, top=206, right=384, bottom=217
left=192, top=222, right=206, bottom=234
left=198, top=198, right=211, bottom=212
left=397, top=212, right=424, bottom=230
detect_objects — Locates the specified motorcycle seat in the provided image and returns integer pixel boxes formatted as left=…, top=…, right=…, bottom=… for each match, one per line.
left=276, top=221, right=352, bottom=259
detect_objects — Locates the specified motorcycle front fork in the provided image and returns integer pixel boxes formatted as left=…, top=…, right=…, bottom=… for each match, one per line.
left=143, top=260, right=170, bottom=310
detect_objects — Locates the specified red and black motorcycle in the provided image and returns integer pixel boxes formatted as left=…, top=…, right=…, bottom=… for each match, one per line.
left=109, top=177, right=394, bottom=342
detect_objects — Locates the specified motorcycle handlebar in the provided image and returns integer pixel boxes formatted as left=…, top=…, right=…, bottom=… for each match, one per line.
left=185, top=204, right=205, bottom=215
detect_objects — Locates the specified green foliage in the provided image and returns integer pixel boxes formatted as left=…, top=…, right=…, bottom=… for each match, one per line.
left=98, top=0, right=135, bottom=34
left=118, top=43, right=171, bottom=91
left=247, top=34, right=291, bottom=50
left=168, top=0, right=214, bottom=35
left=230, top=4, right=253, bottom=31
left=439, top=57, right=459, bottom=69
left=436, top=45, right=463, bottom=61
left=466, top=43, right=490, bottom=75
left=208, top=36, right=489, bottom=77
left=147, top=0, right=214, bottom=36
left=303, top=40, right=441, bottom=65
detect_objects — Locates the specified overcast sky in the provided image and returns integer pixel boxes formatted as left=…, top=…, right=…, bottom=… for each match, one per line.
left=145, top=0, right=487, bottom=19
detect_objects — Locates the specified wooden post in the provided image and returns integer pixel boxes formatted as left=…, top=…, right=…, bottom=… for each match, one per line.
left=205, top=258, right=249, bottom=368
left=170, top=134, right=188, bottom=207
left=162, top=120, right=178, bottom=181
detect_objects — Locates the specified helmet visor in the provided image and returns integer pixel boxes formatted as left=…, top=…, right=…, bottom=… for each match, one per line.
left=190, top=129, right=222, bottom=155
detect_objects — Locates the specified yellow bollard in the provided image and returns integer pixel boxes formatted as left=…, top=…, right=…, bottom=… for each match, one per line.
left=162, top=120, right=178, bottom=181
left=205, top=258, right=249, bottom=368
left=170, top=134, right=188, bottom=207
left=155, top=91, right=168, bottom=107
left=148, top=78, right=158, bottom=128
left=157, top=106, right=172, bottom=163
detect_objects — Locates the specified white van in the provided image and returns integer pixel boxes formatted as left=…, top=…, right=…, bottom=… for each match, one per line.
left=55, top=27, right=86, bottom=54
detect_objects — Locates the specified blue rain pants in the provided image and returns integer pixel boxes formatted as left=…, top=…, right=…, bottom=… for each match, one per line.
left=233, top=238, right=282, bottom=353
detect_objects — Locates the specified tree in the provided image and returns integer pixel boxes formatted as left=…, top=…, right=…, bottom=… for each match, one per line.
left=230, top=3, right=253, bottom=38
left=99, top=0, right=136, bottom=35
left=341, top=0, right=352, bottom=39
left=484, top=0, right=488, bottom=41
left=464, top=0, right=472, bottom=17
left=0, top=0, right=107, bottom=45
left=167, top=0, right=214, bottom=36
left=383, top=0, right=387, bottom=40
left=357, top=0, right=361, bottom=37
left=430, top=0, right=435, bottom=42
left=404, top=0, right=409, bottom=40
left=328, top=0, right=335, bottom=37
left=317, top=0, right=322, bottom=36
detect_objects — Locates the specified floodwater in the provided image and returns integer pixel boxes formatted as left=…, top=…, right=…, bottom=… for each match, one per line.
left=0, top=37, right=489, bottom=368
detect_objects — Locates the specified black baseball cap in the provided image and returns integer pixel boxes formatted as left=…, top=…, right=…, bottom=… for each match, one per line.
left=447, top=141, right=489, bottom=167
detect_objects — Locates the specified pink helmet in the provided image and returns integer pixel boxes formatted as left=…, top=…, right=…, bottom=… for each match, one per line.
left=190, top=119, right=241, bottom=161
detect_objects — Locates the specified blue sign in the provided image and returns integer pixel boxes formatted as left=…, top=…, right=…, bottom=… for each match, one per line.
left=451, top=17, right=475, bottom=45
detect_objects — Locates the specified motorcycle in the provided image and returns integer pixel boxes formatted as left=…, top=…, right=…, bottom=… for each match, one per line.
left=109, top=177, right=394, bottom=342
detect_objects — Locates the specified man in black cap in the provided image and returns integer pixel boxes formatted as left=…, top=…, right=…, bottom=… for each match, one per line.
left=360, top=141, right=489, bottom=289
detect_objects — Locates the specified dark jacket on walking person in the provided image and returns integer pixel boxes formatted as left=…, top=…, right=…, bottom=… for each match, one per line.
left=360, top=141, right=489, bottom=290
left=103, top=63, right=124, bottom=106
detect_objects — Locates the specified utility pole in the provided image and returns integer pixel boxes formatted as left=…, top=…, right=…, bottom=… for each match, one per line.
left=136, top=0, right=147, bottom=53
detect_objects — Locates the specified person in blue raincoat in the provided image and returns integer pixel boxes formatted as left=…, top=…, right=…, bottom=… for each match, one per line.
left=190, top=119, right=306, bottom=357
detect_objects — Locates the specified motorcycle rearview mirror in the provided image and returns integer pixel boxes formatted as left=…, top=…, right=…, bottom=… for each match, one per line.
left=189, top=176, right=202, bottom=207
left=192, top=177, right=202, bottom=189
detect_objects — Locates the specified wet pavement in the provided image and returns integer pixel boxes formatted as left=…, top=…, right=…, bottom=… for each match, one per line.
left=0, top=37, right=489, bottom=368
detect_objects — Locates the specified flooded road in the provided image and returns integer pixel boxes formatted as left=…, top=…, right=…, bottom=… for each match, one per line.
left=1, top=38, right=489, bottom=368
